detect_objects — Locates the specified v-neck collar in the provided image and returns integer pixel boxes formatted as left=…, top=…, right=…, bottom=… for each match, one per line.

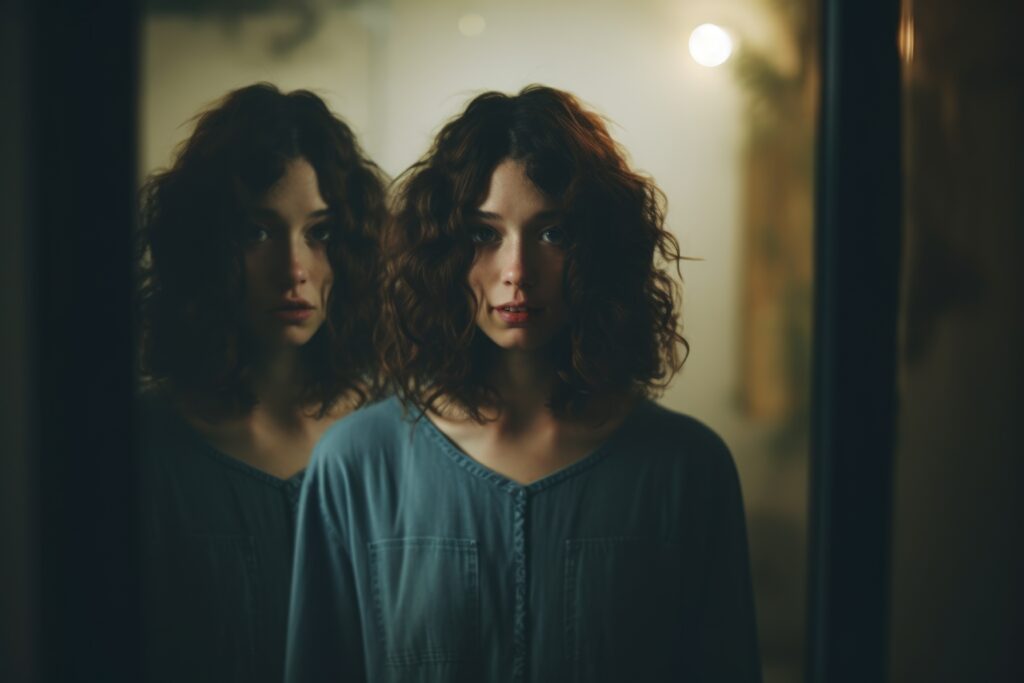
left=413, top=398, right=653, bottom=495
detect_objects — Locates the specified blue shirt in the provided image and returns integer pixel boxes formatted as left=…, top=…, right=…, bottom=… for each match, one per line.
left=138, top=393, right=305, bottom=683
left=286, top=397, right=760, bottom=682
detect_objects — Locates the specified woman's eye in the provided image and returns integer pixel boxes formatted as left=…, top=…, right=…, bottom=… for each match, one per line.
left=540, top=226, right=566, bottom=246
left=308, top=223, right=333, bottom=243
left=243, top=225, right=271, bottom=244
left=470, top=225, right=500, bottom=245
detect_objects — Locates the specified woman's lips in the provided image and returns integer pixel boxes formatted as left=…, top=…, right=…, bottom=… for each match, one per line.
left=272, top=303, right=315, bottom=323
left=493, top=304, right=541, bottom=325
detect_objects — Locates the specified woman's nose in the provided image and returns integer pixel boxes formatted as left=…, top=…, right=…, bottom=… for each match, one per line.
left=289, top=259, right=308, bottom=285
left=280, top=239, right=309, bottom=286
left=502, top=240, right=534, bottom=289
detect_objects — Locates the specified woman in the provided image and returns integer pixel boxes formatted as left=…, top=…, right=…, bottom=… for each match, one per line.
left=286, top=85, right=760, bottom=682
left=136, top=83, right=386, bottom=683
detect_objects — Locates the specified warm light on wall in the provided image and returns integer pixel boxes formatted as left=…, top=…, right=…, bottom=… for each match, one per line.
left=458, top=14, right=486, bottom=37
left=689, top=23, right=733, bottom=67
left=898, top=11, right=915, bottom=64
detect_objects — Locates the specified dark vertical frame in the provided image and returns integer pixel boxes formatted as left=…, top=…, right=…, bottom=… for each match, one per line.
left=27, top=2, right=141, bottom=682
left=1, top=0, right=36, bottom=680
left=808, top=0, right=902, bottom=681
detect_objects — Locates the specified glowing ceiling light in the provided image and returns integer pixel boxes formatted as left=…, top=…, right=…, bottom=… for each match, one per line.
left=458, top=14, right=486, bottom=37
left=689, top=23, right=733, bottom=67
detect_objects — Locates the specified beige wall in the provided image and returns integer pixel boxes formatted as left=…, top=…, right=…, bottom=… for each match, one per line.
left=141, top=10, right=375, bottom=177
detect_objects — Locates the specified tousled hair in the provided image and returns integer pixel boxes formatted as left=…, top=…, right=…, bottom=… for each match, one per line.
left=380, top=85, right=687, bottom=421
left=138, top=83, right=387, bottom=416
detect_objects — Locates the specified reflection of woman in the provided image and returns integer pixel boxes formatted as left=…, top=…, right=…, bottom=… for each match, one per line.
left=136, top=83, right=386, bottom=683
left=286, top=86, right=761, bottom=682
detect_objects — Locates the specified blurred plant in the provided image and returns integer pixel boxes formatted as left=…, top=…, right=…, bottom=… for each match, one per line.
left=731, top=0, right=817, bottom=458
left=146, top=0, right=364, bottom=56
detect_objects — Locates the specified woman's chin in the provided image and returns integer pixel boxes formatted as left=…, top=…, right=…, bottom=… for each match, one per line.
left=482, top=329, right=558, bottom=354
left=255, top=325, right=321, bottom=351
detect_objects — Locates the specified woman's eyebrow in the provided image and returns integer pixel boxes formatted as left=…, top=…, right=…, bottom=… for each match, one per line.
left=307, top=208, right=334, bottom=219
left=250, top=207, right=334, bottom=222
left=526, top=210, right=562, bottom=225
left=470, top=209, right=562, bottom=223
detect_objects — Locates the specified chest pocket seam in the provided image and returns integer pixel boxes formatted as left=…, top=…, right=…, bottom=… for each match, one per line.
left=368, top=537, right=480, bottom=667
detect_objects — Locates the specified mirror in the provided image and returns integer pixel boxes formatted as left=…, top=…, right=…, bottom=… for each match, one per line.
left=141, top=1, right=817, bottom=679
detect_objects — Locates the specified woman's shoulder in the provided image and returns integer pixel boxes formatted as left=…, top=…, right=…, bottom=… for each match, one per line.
left=630, top=399, right=735, bottom=470
left=304, top=396, right=434, bottom=497
left=134, top=387, right=218, bottom=496
left=135, top=387, right=189, bottom=450
left=633, top=398, right=725, bottom=443
left=310, top=396, right=414, bottom=466
left=318, top=395, right=407, bottom=442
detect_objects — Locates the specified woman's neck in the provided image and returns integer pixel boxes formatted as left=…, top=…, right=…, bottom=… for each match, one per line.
left=485, top=348, right=559, bottom=430
left=484, top=346, right=634, bottom=429
left=428, top=347, right=633, bottom=485
left=249, top=345, right=311, bottom=422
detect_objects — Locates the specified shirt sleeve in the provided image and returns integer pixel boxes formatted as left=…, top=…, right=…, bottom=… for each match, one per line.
left=691, top=438, right=763, bottom=682
left=284, top=448, right=366, bottom=683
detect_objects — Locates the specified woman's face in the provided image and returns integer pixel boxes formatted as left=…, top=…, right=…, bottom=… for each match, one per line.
left=242, top=157, right=334, bottom=351
left=467, top=158, right=568, bottom=353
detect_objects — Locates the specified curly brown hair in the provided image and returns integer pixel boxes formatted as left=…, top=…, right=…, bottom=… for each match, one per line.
left=138, top=83, right=387, bottom=416
left=381, top=85, right=687, bottom=420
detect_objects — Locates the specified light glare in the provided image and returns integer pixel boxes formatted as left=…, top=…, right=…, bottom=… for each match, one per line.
left=689, top=23, right=733, bottom=67
left=458, top=14, right=486, bottom=37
